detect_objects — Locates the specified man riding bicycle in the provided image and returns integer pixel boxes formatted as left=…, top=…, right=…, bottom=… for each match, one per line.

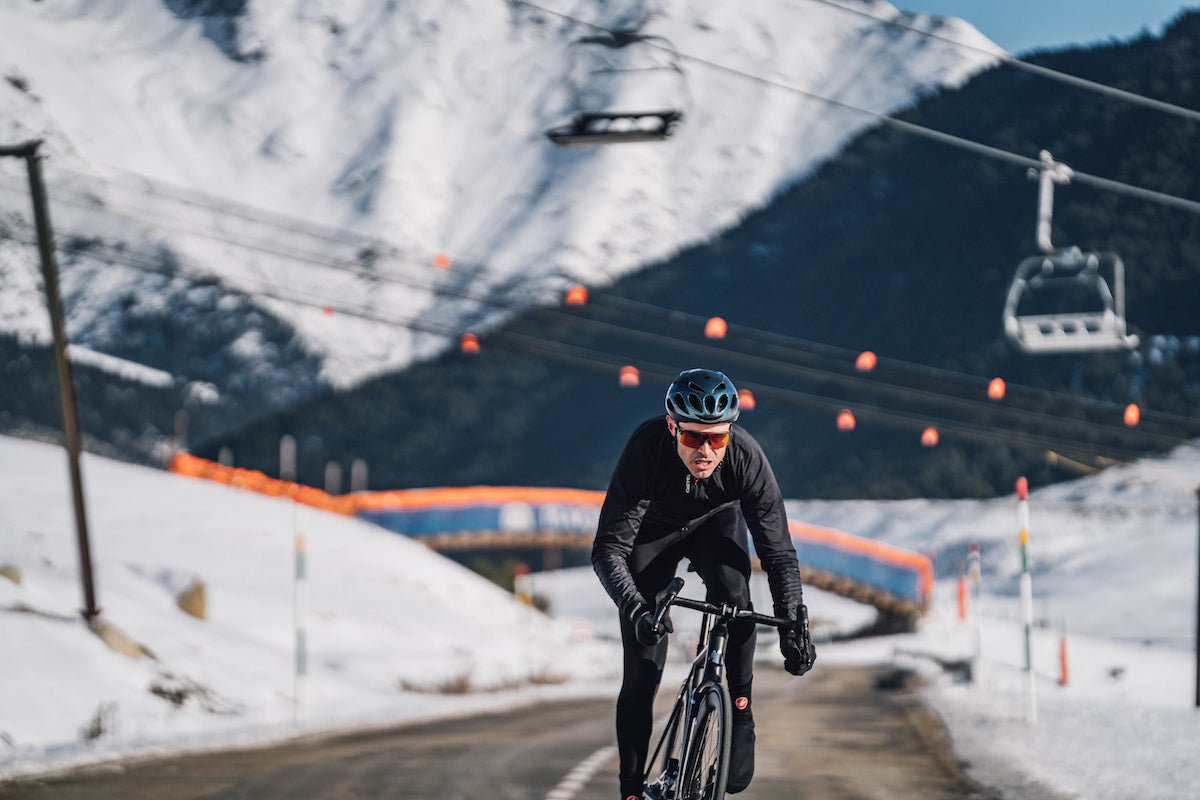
left=592, top=368, right=817, bottom=800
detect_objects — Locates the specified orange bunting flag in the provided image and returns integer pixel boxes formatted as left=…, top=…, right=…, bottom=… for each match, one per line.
left=855, top=351, right=877, bottom=372
left=921, top=427, right=939, bottom=447
left=737, top=388, right=755, bottom=410
left=987, top=377, right=1006, bottom=400
left=460, top=333, right=480, bottom=354
left=1124, top=403, right=1140, bottom=427
left=619, top=365, right=640, bottom=387
left=433, top=253, right=451, bottom=269
left=705, top=317, right=728, bottom=339
left=836, top=410, right=856, bottom=431
left=565, top=285, right=588, bottom=305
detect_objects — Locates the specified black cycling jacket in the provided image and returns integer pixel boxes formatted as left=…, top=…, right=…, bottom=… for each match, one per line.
left=591, top=416, right=804, bottom=621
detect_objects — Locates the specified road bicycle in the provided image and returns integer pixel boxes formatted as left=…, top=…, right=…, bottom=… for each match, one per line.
left=642, top=576, right=810, bottom=800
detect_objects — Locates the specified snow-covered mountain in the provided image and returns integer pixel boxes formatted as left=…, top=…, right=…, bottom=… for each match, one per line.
left=0, top=0, right=1000, bottom=404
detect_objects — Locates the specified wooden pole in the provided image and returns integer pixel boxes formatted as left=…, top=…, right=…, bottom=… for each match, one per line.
left=2, top=141, right=99, bottom=621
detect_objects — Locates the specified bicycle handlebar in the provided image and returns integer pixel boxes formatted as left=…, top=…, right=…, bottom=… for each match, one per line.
left=652, top=575, right=806, bottom=632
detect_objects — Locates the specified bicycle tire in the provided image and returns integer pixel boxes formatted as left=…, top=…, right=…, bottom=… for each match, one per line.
left=679, top=682, right=731, bottom=800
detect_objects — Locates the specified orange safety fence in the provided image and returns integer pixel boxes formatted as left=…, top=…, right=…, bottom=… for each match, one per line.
left=169, top=453, right=606, bottom=518
left=169, top=452, right=356, bottom=516
left=353, top=484, right=606, bottom=511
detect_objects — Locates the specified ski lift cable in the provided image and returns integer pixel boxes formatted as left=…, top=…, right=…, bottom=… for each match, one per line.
left=516, top=0, right=1200, bottom=217
left=569, top=287, right=1200, bottom=433
left=545, top=305, right=1194, bottom=447
left=802, top=0, right=1200, bottom=126
left=526, top=0, right=1200, bottom=127
left=6, top=201, right=1192, bottom=441
left=61, top=235, right=470, bottom=342
left=14, top=219, right=1183, bottom=459
left=5, top=179, right=1165, bottom=422
left=677, top=53, right=1200, bottom=216
left=487, top=329, right=1157, bottom=464
left=37, top=222, right=1183, bottom=448
left=8, top=165, right=1196, bottom=438
left=7, top=176, right=1195, bottom=432
left=11, top=6, right=1198, bottom=252
left=8, top=177, right=553, bottom=321
left=80, top=165, right=417, bottom=260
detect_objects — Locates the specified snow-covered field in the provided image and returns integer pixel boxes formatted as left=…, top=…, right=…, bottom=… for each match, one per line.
left=2, top=433, right=1198, bottom=798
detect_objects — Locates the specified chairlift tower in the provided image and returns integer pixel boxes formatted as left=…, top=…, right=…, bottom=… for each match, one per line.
left=1002, top=151, right=1139, bottom=354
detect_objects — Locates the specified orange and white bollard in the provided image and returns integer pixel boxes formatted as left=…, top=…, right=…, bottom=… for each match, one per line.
left=1016, top=477, right=1037, bottom=723
left=967, top=542, right=982, bottom=682
left=294, top=530, right=308, bottom=723
left=1059, top=633, right=1070, bottom=687
left=513, top=562, right=533, bottom=606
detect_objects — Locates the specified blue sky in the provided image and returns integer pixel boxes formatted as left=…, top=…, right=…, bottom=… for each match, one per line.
left=902, top=2, right=1196, bottom=54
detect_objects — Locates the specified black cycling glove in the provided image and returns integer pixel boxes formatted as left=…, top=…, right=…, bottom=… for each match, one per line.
left=633, top=607, right=674, bottom=647
left=780, top=605, right=816, bottom=676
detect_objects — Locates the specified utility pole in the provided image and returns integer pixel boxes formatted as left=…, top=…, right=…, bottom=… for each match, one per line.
left=0, top=140, right=99, bottom=621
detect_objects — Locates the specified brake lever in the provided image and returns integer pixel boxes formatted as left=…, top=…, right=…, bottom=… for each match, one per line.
left=652, top=576, right=685, bottom=630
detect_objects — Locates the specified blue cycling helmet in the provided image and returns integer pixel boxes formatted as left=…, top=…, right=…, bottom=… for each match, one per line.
left=665, top=368, right=740, bottom=423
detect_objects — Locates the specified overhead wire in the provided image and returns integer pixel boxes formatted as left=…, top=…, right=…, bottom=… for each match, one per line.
left=802, top=0, right=1200, bottom=125
left=6, top=208, right=1188, bottom=463
left=548, top=301, right=1194, bottom=448
left=578, top=289, right=1200, bottom=431
left=514, top=0, right=1200, bottom=216
left=8, top=176, right=1191, bottom=445
left=6, top=169, right=1194, bottom=440
left=56, top=217, right=1193, bottom=456
left=5, top=5, right=1199, bottom=462
left=483, top=329, right=1158, bottom=464
left=5, top=170, right=1196, bottom=455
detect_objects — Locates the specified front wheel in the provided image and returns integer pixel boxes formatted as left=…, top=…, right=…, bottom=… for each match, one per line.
left=680, top=683, right=731, bottom=800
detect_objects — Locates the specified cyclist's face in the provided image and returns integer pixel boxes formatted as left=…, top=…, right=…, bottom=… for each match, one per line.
left=666, top=416, right=731, bottom=480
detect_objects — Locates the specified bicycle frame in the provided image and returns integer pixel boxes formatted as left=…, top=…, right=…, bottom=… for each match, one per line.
left=643, top=577, right=796, bottom=800
left=643, top=610, right=723, bottom=799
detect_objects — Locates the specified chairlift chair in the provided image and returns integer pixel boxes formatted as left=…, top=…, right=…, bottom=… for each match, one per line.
left=545, top=30, right=689, bottom=145
left=1001, top=151, right=1139, bottom=354
left=1003, top=249, right=1138, bottom=353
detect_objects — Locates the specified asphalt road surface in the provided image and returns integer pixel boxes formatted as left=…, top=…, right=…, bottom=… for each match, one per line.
left=0, top=665, right=1004, bottom=800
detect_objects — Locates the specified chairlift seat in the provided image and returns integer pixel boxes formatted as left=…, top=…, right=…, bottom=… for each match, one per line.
left=545, top=110, right=683, bottom=145
left=1002, top=251, right=1139, bottom=354
left=1006, top=310, right=1129, bottom=353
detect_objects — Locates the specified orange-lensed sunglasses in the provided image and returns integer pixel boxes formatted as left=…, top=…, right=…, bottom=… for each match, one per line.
left=675, top=429, right=731, bottom=449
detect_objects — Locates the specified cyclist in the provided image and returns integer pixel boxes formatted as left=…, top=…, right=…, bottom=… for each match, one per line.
left=592, top=368, right=817, bottom=800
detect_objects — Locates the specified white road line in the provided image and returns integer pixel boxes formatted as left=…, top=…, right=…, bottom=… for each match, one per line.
left=544, top=744, right=617, bottom=800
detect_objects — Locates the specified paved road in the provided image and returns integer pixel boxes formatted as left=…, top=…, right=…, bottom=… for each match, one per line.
left=0, top=665, right=1000, bottom=800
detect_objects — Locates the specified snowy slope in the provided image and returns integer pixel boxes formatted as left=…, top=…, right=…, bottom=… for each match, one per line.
left=0, top=433, right=621, bottom=777
left=0, top=0, right=1001, bottom=391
